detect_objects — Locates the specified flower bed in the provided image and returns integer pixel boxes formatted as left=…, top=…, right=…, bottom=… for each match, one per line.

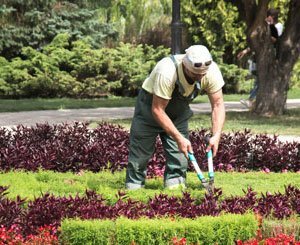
left=0, top=185, right=299, bottom=237
left=237, top=233, right=300, bottom=245
left=0, top=123, right=299, bottom=175
left=0, top=123, right=299, bottom=242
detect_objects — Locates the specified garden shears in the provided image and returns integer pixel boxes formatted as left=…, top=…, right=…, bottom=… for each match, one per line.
left=188, top=137, right=214, bottom=193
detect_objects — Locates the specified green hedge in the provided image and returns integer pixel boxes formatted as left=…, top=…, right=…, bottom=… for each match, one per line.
left=60, top=214, right=257, bottom=244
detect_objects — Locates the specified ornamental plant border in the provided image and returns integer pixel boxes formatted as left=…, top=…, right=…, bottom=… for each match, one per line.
left=0, top=184, right=299, bottom=236
left=0, top=122, right=299, bottom=175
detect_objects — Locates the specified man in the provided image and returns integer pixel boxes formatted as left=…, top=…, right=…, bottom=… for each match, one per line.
left=125, top=45, right=225, bottom=190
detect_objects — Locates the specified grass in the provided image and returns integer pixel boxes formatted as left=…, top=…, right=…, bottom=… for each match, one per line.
left=1, top=88, right=299, bottom=113
left=0, top=170, right=299, bottom=203
left=93, top=108, right=300, bottom=136
left=190, top=108, right=300, bottom=136
left=0, top=96, right=137, bottom=112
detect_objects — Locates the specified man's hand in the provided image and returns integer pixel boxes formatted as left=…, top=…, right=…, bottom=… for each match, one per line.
left=152, top=94, right=192, bottom=157
left=176, top=136, right=193, bottom=158
left=205, top=133, right=221, bottom=156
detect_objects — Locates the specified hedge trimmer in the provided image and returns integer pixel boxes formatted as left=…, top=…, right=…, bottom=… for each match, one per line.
left=188, top=137, right=214, bottom=193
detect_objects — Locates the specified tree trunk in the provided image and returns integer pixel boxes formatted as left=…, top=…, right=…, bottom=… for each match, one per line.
left=239, top=0, right=300, bottom=116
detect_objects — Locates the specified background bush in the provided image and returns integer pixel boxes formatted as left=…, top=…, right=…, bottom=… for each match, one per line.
left=1, top=0, right=298, bottom=98
left=0, top=1, right=118, bottom=59
left=0, top=34, right=170, bottom=98
left=0, top=33, right=250, bottom=98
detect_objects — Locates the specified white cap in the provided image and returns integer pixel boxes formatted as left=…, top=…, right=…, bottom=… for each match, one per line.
left=183, top=45, right=212, bottom=74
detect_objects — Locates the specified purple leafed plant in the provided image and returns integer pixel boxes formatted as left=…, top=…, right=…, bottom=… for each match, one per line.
left=0, top=123, right=299, bottom=175
left=0, top=185, right=299, bottom=236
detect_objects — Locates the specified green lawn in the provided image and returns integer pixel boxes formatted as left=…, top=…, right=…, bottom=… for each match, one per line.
left=94, top=108, right=300, bottom=136
left=1, top=88, right=299, bottom=112
left=0, top=170, right=299, bottom=203
left=0, top=96, right=137, bottom=112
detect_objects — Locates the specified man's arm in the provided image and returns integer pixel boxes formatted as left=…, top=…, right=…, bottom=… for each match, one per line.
left=151, top=94, right=193, bottom=157
left=207, top=89, right=225, bottom=156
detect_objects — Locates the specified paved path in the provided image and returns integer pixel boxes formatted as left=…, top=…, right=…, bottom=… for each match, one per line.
left=1, top=99, right=300, bottom=128
left=1, top=99, right=300, bottom=143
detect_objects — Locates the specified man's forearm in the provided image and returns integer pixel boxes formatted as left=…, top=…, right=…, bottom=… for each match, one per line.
left=211, top=101, right=225, bottom=140
left=207, top=90, right=225, bottom=156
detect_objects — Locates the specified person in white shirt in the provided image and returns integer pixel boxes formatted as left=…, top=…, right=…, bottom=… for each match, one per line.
left=238, top=8, right=283, bottom=109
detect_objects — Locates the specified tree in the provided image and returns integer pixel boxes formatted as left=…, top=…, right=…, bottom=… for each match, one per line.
left=182, top=0, right=246, bottom=64
left=233, top=0, right=300, bottom=116
left=0, top=0, right=118, bottom=59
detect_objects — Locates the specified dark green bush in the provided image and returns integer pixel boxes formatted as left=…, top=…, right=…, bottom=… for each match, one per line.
left=0, top=1, right=118, bottom=59
left=0, top=34, right=170, bottom=98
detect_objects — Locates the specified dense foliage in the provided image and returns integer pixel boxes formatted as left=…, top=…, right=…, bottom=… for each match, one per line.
left=0, top=185, right=299, bottom=236
left=0, top=35, right=169, bottom=98
left=0, top=1, right=118, bottom=59
left=182, top=0, right=246, bottom=64
left=0, top=123, right=298, bottom=174
left=1, top=0, right=299, bottom=98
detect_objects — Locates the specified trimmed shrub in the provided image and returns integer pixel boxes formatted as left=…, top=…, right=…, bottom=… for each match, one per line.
left=60, top=219, right=115, bottom=245
left=60, top=214, right=257, bottom=244
left=0, top=34, right=170, bottom=98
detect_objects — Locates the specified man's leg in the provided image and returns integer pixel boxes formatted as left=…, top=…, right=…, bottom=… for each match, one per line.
left=125, top=120, right=157, bottom=190
left=160, top=122, right=189, bottom=189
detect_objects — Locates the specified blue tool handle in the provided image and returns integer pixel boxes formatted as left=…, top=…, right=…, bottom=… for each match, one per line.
left=205, top=136, right=214, bottom=179
left=188, top=152, right=205, bottom=181
left=188, top=152, right=196, bottom=161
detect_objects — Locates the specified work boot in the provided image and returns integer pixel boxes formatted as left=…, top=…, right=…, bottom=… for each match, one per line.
left=125, top=182, right=145, bottom=190
left=164, top=176, right=186, bottom=190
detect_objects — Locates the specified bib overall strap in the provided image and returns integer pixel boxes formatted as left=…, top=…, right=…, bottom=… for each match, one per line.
left=169, top=55, right=185, bottom=95
left=190, top=82, right=201, bottom=100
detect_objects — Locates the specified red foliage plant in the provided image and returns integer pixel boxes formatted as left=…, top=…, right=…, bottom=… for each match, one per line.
left=0, top=224, right=58, bottom=244
left=236, top=233, right=300, bottom=244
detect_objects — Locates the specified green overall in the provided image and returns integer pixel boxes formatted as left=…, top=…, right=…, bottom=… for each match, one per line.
left=125, top=56, right=200, bottom=189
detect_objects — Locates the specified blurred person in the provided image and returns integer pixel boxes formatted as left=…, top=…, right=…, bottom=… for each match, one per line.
left=238, top=8, right=283, bottom=109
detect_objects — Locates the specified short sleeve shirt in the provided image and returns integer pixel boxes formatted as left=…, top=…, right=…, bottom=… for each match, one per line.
left=142, top=54, right=225, bottom=100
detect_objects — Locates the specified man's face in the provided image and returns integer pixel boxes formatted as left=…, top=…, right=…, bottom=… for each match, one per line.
left=184, top=66, right=206, bottom=82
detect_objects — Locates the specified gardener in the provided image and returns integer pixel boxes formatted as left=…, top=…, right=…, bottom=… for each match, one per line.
left=125, top=45, right=225, bottom=190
